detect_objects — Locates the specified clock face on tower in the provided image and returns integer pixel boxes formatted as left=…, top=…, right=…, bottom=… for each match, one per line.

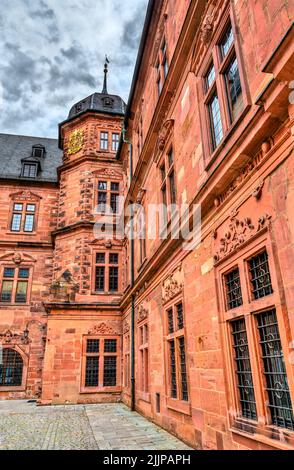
left=68, top=129, right=84, bottom=155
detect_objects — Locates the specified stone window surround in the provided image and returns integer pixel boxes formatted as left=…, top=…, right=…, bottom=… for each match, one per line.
left=91, top=250, right=121, bottom=295
left=137, top=319, right=150, bottom=404
left=80, top=335, right=121, bottom=394
left=197, top=4, right=251, bottom=168
left=8, top=199, right=39, bottom=235
left=163, top=294, right=191, bottom=416
left=0, top=262, right=34, bottom=306
left=216, top=233, right=294, bottom=448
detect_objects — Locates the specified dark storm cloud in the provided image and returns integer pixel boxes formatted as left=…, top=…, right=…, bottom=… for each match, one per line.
left=0, top=0, right=148, bottom=137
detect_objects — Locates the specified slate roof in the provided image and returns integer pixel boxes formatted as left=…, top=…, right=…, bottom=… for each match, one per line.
left=0, top=133, right=62, bottom=183
left=68, top=92, right=126, bottom=120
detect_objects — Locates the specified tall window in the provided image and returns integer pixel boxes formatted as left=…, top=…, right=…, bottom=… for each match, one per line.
left=100, top=132, right=109, bottom=151
left=83, top=337, right=119, bottom=389
left=112, top=133, right=120, bottom=152
left=0, top=349, right=23, bottom=387
left=160, top=147, right=176, bottom=207
left=201, top=19, right=245, bottom=155
left=11, top=203, right=36, bottom=233
left=97, top=180, right=120, bottom=214
left=220, top=247, right=294, bottom=432
left=94, top=252, right=119, bottom=293
left=166, top=301, right=188, bottom=402
left=139, top=323, right=149, bottom=393
left=124, top=332, right=130, bottom=388
left=0, top=267, right=30, bottom=304
left=156, top=37, right=169, bottom=96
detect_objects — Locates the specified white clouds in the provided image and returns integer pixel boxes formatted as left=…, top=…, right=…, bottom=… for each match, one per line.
left=0, top=0, right=147, bottom=137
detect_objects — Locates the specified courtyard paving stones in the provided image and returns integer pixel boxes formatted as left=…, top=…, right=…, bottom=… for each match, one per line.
left=0, top=401, right=193, bottom=450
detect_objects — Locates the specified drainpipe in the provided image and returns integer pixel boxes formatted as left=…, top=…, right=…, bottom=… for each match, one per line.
left=122, top=128, right=136, bottom=412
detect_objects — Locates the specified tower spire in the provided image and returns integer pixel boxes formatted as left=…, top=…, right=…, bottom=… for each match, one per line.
left=102, top=55, right=109, bottom=94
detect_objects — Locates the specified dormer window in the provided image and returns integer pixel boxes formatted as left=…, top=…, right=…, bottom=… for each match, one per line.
left=22, top=163, right=37, bottom=178
left=32, top=146, right=45, bottom=159
left=102, top=97, right=114, bottom=108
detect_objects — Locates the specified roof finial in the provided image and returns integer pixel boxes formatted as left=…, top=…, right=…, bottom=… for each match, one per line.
left=102, top=55, right=110, bottom=94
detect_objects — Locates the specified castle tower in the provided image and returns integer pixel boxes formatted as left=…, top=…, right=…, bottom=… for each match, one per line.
left=41, top=61, right=126, bottom=404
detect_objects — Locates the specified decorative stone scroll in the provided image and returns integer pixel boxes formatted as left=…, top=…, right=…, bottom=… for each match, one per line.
left=0, top=329, right=30, bottom=346
left=123, top=322, right=130, bottom=334
left=88, top=323, right=120, bottom=336
left=137, top=304, right=149, bottom=323
left=213, top=211, right=272, bottom=264
left=162, top=265, right=183, bottom=304
left=154, top=119, right=175, bottom=163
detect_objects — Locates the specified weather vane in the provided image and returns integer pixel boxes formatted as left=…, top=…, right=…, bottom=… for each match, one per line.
left=102, top=55, right=110, bottom=94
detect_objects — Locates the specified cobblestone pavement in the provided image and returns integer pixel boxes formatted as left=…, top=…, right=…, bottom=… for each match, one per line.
left=0, top=401, right=192, bottom=450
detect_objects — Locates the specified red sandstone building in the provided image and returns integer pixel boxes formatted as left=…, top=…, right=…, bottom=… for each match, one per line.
left=0, top=0, right=294, bottom=451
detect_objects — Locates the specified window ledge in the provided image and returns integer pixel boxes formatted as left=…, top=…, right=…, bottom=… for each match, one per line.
left=0, top=386, right=25, bottom=392
left=166, top=397, right=191, bottom=416
left=230, top=426, right=294, bottom=451
left=80, top=386, right=121, bottom=394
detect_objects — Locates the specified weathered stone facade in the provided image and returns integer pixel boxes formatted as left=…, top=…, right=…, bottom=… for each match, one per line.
left=1, top=0, right=294, bottom=451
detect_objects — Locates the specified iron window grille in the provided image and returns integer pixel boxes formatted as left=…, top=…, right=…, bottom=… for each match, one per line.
left=84, top=338, right=119, bottom=389
left=103, top=356, right=117, bottom=387
left=231, top=319, right=257, bottom=420
left=109, top=267, right=118, bottom=292
left=179, top=337, right=188, bottom=401
left=0, top=349, right=23, bottom=387
left=177, top=303, right=184, bottom=330
left=169, top=340, right=177, bottom=399
left=257, top=310, right=294, bottom=431
left=225, top=268, right=243, bottom=310
left=249, top=251, right=273, bottom=300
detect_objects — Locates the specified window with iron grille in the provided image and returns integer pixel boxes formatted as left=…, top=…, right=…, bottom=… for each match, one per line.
left=139, top=323, right=149, bottom=393
left=1, top=267, right=30, bottom=304
left=100, top=132, right=109, bottom=150
left=200, top=18, right=246, bottom=157
left=0, top=349, right=23, bottom=387
left=231, top=319, right=257, bottom=420
left=249, top=251, right=273, bottom=300
left=109, top=267, right=118, bottom=292
left=166, top=301, right=188, bottom=402
left=169, top=339, right=177, bottom=398
left=257, top=310, right=294, bottom=431
left=225, top=268, right=243, bottom=310
left=11, top=203, right=36, bottom=233
left=84, top=338, right=119, bottom=389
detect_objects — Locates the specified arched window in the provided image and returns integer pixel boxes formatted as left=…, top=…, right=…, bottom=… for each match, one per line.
left=0, top=349, right=23, bottom=387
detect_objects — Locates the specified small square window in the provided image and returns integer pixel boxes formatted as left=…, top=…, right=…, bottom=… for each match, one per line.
left=104, top=339, right=117, bottom=353
left=111, top=182, right=119, bottom=192
left=4, top=268, right=15, bottom=278
left=225, top=268, right=243, bottom=310
left=205, top=64, right=216, bottom=91
left=98, top=181, right=107, bottom=191
left=249, top=251, right=273, bottom=300
left=220, top=25, right=234, bottom=59
left=26, top=204, right=36, bottom=213
left=19, top=268, right=29, bottom=279
left=87, top=339, right=99, bottom=353
left=32, top=147, right=44, bottom=158
left=96, top=253, right=105, bottom=264
left=109, top=253, right=119, bottom=265
left=14, top=204, right=23, bottom=212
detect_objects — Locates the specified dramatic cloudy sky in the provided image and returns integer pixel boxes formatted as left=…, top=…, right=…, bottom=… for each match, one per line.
left=0, top=0, right=148, bottom=138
